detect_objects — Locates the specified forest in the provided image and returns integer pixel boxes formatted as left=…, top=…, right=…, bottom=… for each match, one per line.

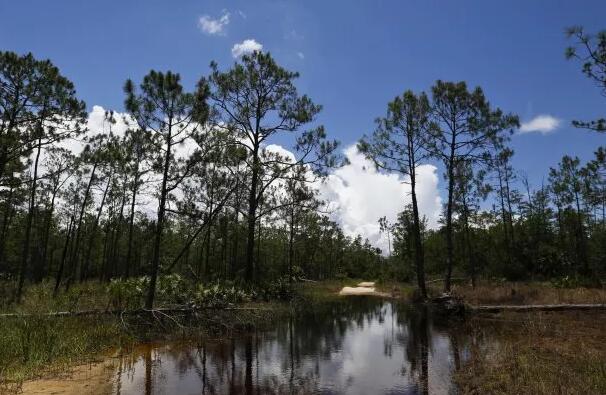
left=1, top=27, right=605, bottom=305
left=0, top=21, right=606, bottom=395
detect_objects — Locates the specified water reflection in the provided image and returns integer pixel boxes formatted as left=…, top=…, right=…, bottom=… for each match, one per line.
left=112, top=298, right=465, bottom=394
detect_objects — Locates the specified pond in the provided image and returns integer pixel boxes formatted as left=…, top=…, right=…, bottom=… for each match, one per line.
left=109, top=297, right=468, bottom=395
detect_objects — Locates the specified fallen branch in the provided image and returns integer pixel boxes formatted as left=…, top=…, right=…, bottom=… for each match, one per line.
left=163, top=186, right=236, bottom=274
left=469, top=303, right=606, bottom=313
left=426, top=277, right=467, bottom=284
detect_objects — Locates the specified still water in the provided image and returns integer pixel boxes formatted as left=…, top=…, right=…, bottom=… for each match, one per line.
left=112, top=298, right=467, bottom=395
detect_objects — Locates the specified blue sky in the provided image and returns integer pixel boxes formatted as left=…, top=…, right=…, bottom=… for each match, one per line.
left=1, top=0, right=605, bottom=195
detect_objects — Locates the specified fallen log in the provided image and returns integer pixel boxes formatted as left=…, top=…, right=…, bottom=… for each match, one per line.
left=469, top=303, right=606, bottom=313
left=0, top=306, right=271, bottom=319
left=426, top=277, right=467, bottom=284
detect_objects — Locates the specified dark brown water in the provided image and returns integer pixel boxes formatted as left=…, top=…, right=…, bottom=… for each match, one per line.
left=111, top=298, right=467, bottom=395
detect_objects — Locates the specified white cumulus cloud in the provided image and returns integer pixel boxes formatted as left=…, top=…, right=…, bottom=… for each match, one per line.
left=198, top=11, right=230, bottom=35
left=319, top=145, right=441, bottom=254
left=231, top=39, right=263, bottom=58
left=519, top=114, right=561, bottom=135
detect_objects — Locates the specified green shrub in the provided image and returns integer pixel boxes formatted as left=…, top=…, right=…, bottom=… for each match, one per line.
left=194, top=282, right=252, bottom=308
left=256, top=276, right=295, bottom=301
left=106, top=274, right=296, bottom=310
left=157, top=274, right=191, bottom=304
left=107, top=277, right=148, bottom=309
left=107, top=274, right=195, bottom=309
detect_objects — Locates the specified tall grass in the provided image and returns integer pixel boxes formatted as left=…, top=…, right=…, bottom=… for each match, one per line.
left=0, top=278, right=297, bottom=390
left=455, top=311, right=606, bottom=394
left=0, top=314, right=128, bottom=390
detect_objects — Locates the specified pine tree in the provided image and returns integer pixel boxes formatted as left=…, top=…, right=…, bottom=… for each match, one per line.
left=359, top=90, right=432, bottom=298
left=124, top=71, right=210, bottom=308
left=207, top=51, right=339, bottom=282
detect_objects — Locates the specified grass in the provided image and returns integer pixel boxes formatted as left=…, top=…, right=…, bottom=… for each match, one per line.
left=293, top=278, right=361, bottom=301
left=408, top=279, right=606, bottom=394
left=455, top=311, right=606, bottom=394
left=0, top=280, right=295, bottom=393
left=2, top=281, right=114, bottom=314
left=0, top=315, right=128, bottom=393
left=450, top=281, right=606, bottom=306
left=0, top=281, right=127, bottom=392
left=375, top=279, right=417, bottom=298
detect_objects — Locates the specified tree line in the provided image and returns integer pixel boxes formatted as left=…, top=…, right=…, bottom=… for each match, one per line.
left=0, top=26, right=604, bottom=305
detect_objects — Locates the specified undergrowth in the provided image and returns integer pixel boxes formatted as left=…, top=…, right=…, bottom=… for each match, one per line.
left=0, top=275, right=299, bottom=391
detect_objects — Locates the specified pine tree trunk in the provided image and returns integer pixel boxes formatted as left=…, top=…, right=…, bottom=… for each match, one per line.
left=497, top=166, right=512, bottom=267
left=67, top=162, right=97, bottom=290
left=146, top=124, right=172, bottom=309
left=245, top=145, right=260, bottom=282
left=39, top=187, right=59, bottom=281
left=288, top=207, right=295, bottom=282
left=231, top=176, right=240, bottom=278
left=408, top=132, right=427, bottom=299
left=574, top=191, right=588, bottom=274
left=81, top=170, right=112, bottom=282
left=0, top=186, right=15, bottom=272
left=411, top=176, right=427, bottom=298
left=462, top=196, right=475, bottom=288
left=504, top=172, right=516, bottom=244
left=204, top=176, right=215, bottom=278
left=17, top=137, right=43, bottom=300
left=125, top=170, right=139, bottom=278
left=444, top=141, right=456, bottom=293
left=54, top=215, right=75, bottom=296
left=110, top=184, right=127, bottom=278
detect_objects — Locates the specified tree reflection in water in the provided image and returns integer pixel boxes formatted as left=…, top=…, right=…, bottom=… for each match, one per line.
left=113, top=297, right=468, bottom=394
